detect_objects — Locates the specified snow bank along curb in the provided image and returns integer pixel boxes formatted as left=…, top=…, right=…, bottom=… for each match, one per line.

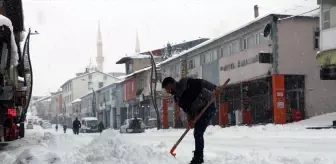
left=67, top=130, right=178, bottom=164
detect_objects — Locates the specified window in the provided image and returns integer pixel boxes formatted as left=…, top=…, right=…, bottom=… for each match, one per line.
left=139, top=78, right=144, bottom=89
left=323, top=8, right=330, bottom=30
left=212, top=50, right=218, bottom=60
left=220, top=47, right=223, bottom=57
left=204, top=53, right=211, bottom=63
left=242, top=38, right=248, bottom=50
left=188, top=59, right=195, bottom=69
left=255, top=33, right=260, bottom=44
left=314, top=29, right=320, bottom=49
left=99, top=82, right=104, bottom=88
left=88, top=82, right=93, bottom=89
left=232, top=41, right=239, bottom=53
left=228, top=44, right=232, bottom=55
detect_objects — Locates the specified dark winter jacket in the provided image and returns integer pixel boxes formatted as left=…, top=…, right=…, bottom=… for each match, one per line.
left=172, top=77, right=217, bottom=114
left=72, top=120, right=81, bottom=129
left=98, top=122, right=104, bottom=131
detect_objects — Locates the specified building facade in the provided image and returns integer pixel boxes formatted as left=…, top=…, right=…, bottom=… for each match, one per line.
left=160, top=13, right=336, bottom=126
left=317, top=0, right=336, bottom=79
left=49, top=90, right=62, bottom=123
left=60, top=71, right=119, bottom=118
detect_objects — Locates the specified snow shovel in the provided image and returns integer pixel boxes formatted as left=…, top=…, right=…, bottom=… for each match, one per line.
left=169, top=78, right=231, bottom=157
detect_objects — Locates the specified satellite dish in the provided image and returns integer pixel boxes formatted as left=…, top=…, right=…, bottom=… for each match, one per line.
left=263, top=23, right=272, bottom=38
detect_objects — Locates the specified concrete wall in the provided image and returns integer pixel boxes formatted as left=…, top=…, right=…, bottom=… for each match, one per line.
left=278, top=17, right=336, bottom=117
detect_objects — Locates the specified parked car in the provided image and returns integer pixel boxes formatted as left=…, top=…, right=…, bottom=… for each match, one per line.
left=80, top=117, right=99, bottom=133
left=26, top=122, right=34, bottom=129
left=120, top=118, right=145, bottom=133
left=41, top=122, right=52, bottom=129
left=146, top=118, right=157, bottom=129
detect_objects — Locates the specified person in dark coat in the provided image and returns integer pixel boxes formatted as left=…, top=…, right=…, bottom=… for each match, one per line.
left=55, top=124, right=58, bottom=132
left=162, top=76, right=220, bottom=164
left=63, top=124, right=67, bottom=133
left=98, top=121, right=104, bottom=133
left=72, top=117, right=81, bottom=135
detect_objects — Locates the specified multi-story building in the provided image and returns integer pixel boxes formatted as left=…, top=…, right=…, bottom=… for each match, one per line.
left=60, top=69, right=120, bottom=118
left=317, top=0, right=336, bottom=79
left=160, top=12, right=336, bottom=126
left=116, top=54, right=162, bottom=75
left=116, top=39, right=209, bottom=128
left=49, top=90, right=62, bottom=123
left=77, top=79, right=126, bottom=129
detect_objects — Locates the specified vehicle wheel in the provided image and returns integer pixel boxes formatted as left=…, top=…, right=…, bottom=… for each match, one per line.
left=19, top=122, right=25, bottom=138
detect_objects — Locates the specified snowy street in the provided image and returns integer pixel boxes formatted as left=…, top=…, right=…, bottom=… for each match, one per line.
left=1, top=113, right=336, bottom=164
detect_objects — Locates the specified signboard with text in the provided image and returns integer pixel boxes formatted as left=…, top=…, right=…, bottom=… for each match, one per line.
left=219, top=51, right=272, bottom=84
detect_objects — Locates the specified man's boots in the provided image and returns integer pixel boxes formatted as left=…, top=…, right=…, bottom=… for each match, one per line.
left=189, top=151, right=204, bottom=164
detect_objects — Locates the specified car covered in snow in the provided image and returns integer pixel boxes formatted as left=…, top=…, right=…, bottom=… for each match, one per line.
left=146, top=118, right=157, bottom=129
left=120, top=118, right=146, bottom=133
left=41, top=122, right=52, bottom=129
left=80, top=117, right=99, bottom=133
left=26, top=122, right=33, bottom=129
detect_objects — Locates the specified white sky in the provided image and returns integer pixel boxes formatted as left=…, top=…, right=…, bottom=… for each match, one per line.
left=22, top=0, right=318, bottom=96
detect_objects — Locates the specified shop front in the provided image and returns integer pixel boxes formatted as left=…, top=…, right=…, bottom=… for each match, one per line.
left=218, top=53, right=306, bottom=125
left=218, top=52, right=285, bottom=125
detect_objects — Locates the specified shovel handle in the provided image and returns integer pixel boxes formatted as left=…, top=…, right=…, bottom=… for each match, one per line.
left=169, top=78, right=230, bottom=157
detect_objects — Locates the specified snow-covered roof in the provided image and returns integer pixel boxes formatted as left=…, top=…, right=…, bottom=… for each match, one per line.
left=0, top=15, right=19, bottom=66
left=60, top=70, right=119, bottom=88
left=71, top=98, right=82, bottom=104
left=116, top=54, right=160, bottom=64
left=158, top=11, right=319, bottom=67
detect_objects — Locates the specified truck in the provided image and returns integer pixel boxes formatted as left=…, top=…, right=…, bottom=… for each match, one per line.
left=0, top=0, right=33, bottom=142
left=80, top=117, right=99, bottom=133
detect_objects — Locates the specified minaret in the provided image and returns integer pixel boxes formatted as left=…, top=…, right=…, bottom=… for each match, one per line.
left=135, top=30, right=140, bottom=53
left=96, top=21, right=104, bottom=72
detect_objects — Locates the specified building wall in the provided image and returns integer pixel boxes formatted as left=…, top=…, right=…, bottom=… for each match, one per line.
left=278, top=17, right=336, bottom=117
left=50, top=92, right=62, bottom=117
left=62, top=72, right=119, bottom=116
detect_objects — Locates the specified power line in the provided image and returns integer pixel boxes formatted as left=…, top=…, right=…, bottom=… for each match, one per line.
left=278, top=7, right=320, bottom=21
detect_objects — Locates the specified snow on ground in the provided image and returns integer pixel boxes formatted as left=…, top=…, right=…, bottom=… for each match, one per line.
left=0, top=113, right=336, bottom=164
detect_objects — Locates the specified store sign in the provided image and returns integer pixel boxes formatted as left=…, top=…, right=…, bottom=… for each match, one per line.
left=219, top=53, right=271, bottom=84
left=220, top=55, right=259, bottom=72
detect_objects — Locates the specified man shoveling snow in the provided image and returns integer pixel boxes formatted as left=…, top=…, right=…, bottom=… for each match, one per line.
left=162, top=77, right=221, bottom=164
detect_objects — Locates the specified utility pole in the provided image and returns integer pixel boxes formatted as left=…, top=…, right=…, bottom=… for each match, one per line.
left=91, top=88, right=96, bottom=117
left=271, top=15, right=279, bottom=74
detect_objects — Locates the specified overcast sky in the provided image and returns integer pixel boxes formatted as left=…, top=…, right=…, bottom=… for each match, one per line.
left=22, top=0, right=318, bottom=96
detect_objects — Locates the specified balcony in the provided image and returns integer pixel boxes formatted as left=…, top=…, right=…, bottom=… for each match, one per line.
left=320, top=28, right=336, bottom=52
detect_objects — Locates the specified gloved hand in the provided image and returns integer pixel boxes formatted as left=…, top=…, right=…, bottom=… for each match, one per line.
left=187, top=120, right=195, bottom=129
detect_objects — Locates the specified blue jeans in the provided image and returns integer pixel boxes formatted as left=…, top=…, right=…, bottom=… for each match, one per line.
left=193, top=103, right=216, bottom=153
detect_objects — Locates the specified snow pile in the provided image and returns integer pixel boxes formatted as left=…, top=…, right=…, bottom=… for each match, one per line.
left=0, top=131, right=61, bottom=164
left=290, top=112, right=336, bottom=127
left=0, top=14, right=19, bottom=66
left=66, top=130, right=179, bottom=164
